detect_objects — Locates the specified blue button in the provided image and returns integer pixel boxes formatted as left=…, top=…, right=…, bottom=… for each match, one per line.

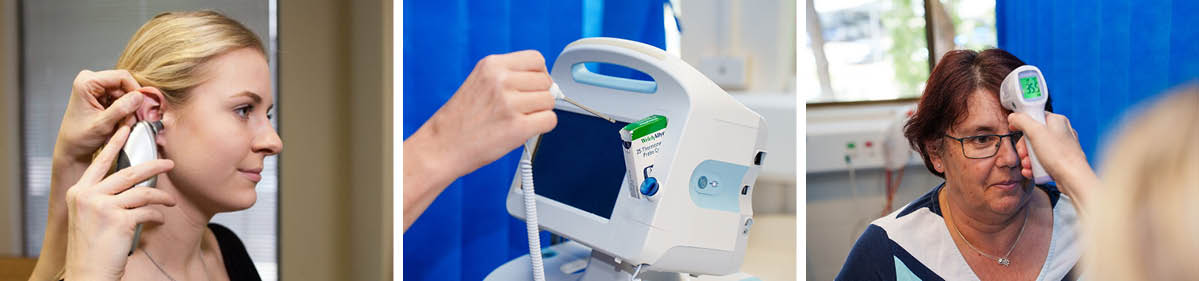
left=640, top=177, right=659, bottom=197
left=698, top=176, right=708, bottom=189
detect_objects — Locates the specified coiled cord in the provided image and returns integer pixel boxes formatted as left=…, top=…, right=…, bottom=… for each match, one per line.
left=520, top=146, right=546, bottom=281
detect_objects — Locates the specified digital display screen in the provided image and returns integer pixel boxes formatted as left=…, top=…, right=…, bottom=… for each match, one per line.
left=1019, top=74, right=1042, bottom=99
left=531, top=109, right=630, bottom=220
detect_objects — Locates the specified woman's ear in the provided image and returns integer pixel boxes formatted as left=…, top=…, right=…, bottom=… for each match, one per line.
left=927, top=141, right=946, bottom=173
left=133, top=87, right=170, bottom=149
left=134, top=87, right=166, bottom=122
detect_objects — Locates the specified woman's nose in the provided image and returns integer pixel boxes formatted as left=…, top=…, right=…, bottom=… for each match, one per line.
left=994, top=136, right=1020, bottom=168
left=253, top=124, right=283, bottom=155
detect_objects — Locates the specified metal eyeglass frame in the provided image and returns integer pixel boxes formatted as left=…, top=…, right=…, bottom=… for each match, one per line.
left=943, top=131, right=1024, bottom=159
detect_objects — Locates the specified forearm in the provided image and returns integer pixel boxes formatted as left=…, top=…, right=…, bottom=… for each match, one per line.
left=30, top=154, right=88, bottom=281
left=49, top=151, right=89, bottom=218
left=1057, top=165, right=1100, bottom=214
left=1050, top=157, right=1100, bottom=215
left=401, top=126, right=465, bottom=232
left=27, top=218, right=67, bottom=281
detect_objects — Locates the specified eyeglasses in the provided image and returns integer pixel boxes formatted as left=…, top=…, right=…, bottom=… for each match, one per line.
left=943, top=131, right=1024, bottom=159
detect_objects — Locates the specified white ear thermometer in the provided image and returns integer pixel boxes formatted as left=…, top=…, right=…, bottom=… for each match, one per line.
left=1000, top=65, right=1053, bottom=184
left=116, top=120, right=163, bottom=255
left=117, top=121, right=162, bottom=186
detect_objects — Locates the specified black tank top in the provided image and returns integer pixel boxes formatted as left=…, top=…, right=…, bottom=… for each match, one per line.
left=61, top=223, right=262, bottom=281
left=207, top=223, right=262, bottom=281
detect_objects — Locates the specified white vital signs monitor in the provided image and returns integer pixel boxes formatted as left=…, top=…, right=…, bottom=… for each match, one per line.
left=503, top=37, right=768, bottom=279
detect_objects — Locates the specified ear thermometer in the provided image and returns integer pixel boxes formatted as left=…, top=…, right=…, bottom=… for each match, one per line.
left=115, top=120, right=163, bottom=255
left=999, top=65, right=1053, bottom=184
left=117, top=121, right=162, bottom=186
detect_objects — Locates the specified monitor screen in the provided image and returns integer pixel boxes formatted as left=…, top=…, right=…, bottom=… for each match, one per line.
left=1019, top=72, right=1042, bottom=99
left=531, top=109, right=631, bottom=220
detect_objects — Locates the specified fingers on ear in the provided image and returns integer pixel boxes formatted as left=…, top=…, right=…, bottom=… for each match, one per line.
left=134, top=87, right=167, bottom=122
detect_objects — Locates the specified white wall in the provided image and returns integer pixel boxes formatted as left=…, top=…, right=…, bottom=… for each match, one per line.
left=680, top=0, right=796, bottom=93
left=805, top=101, right=945, bottom=279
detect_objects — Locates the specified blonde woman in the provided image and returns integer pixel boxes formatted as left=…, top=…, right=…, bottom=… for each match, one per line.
left=1009, top=84, right=1198, bottom=279
left=29, top=11, right=279, bottom=281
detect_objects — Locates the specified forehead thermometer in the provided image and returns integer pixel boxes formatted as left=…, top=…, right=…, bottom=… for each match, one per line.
left=999, top=65, right=1053, bottom=184
left=116, top=120, right=162, bottom=255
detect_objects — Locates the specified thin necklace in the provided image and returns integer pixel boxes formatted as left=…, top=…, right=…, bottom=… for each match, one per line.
left=949, top=201, right=1030, bottom=267
left=143, top=247, right=212, bottom=281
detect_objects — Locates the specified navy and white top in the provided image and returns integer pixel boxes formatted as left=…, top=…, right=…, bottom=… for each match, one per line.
left=836, top=183, right=1081, bottom=281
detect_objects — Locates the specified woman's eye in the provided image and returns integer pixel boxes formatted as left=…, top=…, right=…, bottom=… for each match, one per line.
left=235, top=106, right=253, bottom=118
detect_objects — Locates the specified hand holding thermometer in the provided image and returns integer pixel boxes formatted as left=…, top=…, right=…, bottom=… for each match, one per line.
left=1000, top=65, right=1053, bottom=184
left=116, top=120, right=163, bottom=255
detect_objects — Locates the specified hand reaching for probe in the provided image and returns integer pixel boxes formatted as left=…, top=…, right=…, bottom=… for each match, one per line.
left=403, top=50, right=558, bottom=231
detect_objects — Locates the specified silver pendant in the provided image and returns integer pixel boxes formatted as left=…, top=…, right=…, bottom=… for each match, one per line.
left=998, top=258, right=1011, bottom=266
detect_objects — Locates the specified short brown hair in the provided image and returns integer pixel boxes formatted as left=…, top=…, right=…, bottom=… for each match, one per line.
left=903, top=49, right=1052, bottom=178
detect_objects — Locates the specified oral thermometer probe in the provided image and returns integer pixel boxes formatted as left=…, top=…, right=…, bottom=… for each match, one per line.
left=550, top=83, right=615, bottom=123
left=1000, top=65, right=1054, bottom=184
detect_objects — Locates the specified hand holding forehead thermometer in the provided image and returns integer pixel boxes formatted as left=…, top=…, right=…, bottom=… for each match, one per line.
left=1000, top=65, right=1053, bottom=184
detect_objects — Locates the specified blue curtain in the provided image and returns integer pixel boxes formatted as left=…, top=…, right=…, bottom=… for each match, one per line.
left=402, top=1, right=665, bottom=280
left=997, top=0, right=1198, bottom=167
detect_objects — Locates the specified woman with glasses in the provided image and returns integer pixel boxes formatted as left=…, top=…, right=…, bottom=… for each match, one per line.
left=837, top=49, right=1080, bottom=280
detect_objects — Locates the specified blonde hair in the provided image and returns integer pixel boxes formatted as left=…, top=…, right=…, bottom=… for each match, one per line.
left=1086, top=83, right=1199, bottom=280
left=115, top=10, right=264, bottom=105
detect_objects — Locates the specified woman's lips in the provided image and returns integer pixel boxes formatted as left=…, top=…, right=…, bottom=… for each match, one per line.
left=239, top=169, right=262, bottom=183
left=992, top=180, right=1020, bottom=190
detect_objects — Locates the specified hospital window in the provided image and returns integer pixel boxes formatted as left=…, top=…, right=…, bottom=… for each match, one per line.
left=801, top=0, right=997, bottom=103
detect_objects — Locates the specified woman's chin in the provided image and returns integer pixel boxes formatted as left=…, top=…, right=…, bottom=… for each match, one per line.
left=986, top=192, right=1030, bottom=215
left=212, top=187, right=258, bottom=212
